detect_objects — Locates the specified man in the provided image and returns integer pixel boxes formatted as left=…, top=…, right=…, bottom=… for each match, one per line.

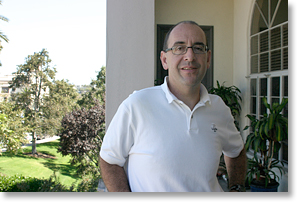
left=100, top=21, right=247, bottom=192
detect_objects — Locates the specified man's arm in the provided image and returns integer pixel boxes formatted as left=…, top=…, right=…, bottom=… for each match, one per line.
left=224, top=148, right=247, bottom=192
left=99, top=157, right=131, bottom=192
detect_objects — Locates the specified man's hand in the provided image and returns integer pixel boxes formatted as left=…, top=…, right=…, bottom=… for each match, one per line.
left=224, top=148, right=247, bottom=192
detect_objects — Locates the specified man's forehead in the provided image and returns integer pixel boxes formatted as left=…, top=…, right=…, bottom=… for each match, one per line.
left=168, top=23, right=206, bottom=45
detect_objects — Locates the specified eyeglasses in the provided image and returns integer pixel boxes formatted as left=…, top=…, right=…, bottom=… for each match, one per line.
left=164, top=44, right=208, bottom=55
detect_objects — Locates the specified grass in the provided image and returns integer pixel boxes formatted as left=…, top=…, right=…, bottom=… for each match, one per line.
left=0, top=140, right=81, bottom=187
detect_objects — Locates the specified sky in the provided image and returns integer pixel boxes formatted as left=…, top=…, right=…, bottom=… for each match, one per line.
left=0, top=0, right=106, bottom=86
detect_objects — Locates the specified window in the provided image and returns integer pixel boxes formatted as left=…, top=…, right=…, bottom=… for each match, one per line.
left=249, top=0, right=288, bottom=163
left=1, top=87, right=9, bottom=93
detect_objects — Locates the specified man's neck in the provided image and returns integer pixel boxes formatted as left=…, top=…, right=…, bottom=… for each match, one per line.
left=167, top=79, right=201, bottom=111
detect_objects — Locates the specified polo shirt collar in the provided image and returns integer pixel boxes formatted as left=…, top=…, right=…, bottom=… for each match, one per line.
left=161, top=77, right=211, bottom=105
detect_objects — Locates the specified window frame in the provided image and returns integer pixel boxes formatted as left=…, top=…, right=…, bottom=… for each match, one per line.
left=249, top=0, right=288, bottom=165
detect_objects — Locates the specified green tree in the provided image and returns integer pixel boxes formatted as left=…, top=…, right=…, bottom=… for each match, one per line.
left=58, top=67, right=106, bottom=178
left=42, top=79, right=80, bottom=136
left=77, top=66, right=105, bottom=109
left=9, top=49, right=56, bottom=154
left=0, top=100, right=31, bottom=155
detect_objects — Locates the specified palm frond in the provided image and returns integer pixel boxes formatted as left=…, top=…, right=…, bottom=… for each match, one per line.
left=0, top=15, right=9, bottom=22
left=0, top=31, right=9, bottom=43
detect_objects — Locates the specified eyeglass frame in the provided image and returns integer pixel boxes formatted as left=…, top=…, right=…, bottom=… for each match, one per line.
left=163, top=43, right=209, bottom=55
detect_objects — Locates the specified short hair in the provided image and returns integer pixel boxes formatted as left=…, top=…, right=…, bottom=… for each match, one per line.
left=162, top=21, right=206, bottom=51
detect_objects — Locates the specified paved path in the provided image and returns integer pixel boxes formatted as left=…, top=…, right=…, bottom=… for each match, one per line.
left=1, top=136, right=60, bottom=153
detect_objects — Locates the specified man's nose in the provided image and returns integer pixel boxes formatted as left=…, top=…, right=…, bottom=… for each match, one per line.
left=184, top=47, right=195, bottom=61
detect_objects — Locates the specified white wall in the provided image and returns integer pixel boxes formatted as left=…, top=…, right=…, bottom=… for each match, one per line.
left=106, top=0, right=155, bottom=126
left=233, top=0, right=254, bottom=138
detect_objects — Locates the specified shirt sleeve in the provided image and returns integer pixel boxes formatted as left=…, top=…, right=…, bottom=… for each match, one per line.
left=222, top=117, right=244, bottom=158
left=100, top=101, right=135, bottom=167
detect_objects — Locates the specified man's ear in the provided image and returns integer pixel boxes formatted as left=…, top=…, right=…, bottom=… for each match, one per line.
left=160, top=51, right=168, bottom=70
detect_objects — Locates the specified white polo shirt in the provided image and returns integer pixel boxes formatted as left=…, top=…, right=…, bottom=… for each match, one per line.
left=100, top=77, right=244, bottom=192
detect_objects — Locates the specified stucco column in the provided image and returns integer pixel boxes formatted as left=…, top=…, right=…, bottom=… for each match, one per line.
left=106, top=0, right=155, bottom=127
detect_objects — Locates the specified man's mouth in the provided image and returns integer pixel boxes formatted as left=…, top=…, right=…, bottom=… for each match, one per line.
left=181, top=66, right=197, bottom=70
left=182, top=67, right=196, bottom=70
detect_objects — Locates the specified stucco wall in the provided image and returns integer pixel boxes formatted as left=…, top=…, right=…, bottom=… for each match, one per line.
left=155, top=0, right=234, bottom=87
left=233, top=0, right=254, bottom=137
left=106, top=0, right=155, bottom=126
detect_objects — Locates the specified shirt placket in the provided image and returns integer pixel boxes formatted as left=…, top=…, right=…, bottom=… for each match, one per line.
left=189, top=102, right=206, bottom=133
left=175, top=100, right=205, bottom=133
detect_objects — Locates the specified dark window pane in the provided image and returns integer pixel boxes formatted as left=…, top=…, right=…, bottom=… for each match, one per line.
left=260, top=97, right=267, bottom=115
left=283, top=102, right=288, bottom=118
left=251, top=97, right=257, bottom=114
left=270, top=0, right=279, bottom=21
left=272, top=0, right=288, bottom=27
left=251, top=3, right=268, bottom=35
left=251, top=79, right=257, bottom=96
left=271, top=77, right=280, bottom=96
left=260, top=78, right=267, bottom=96
left=284, top=76, right=288, bottom=96
left=257, top=0, right=269, bottom=23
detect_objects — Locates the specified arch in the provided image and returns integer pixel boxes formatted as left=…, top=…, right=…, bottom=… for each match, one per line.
left=249, top=0, right=288, bottom=163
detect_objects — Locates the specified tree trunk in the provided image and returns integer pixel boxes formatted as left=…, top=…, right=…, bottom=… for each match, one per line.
left=32, top=132, right=37, bottom=154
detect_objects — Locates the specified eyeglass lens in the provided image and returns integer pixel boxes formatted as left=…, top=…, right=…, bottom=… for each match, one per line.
left=173, top=45, right=206, bottom=55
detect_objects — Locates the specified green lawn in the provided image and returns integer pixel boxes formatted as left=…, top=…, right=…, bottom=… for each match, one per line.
left=0, top=140, right=81, bottom=187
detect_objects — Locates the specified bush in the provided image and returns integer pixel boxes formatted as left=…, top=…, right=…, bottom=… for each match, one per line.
left=58, top=101, right=104, bottom=177
left=0, top=173, right=74, bottom=192
left=0, top=173, right=103, bottom=192
left=76, top=175, right=101, bottom=192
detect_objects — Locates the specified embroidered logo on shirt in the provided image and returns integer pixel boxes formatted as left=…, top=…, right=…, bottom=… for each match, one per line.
left=211, top=123, right=217, bottom=132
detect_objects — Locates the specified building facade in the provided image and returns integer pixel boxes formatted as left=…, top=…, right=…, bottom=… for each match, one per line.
left=106, top=0, right=288, bottom=191
left=0, top=74, right=15, bottom=101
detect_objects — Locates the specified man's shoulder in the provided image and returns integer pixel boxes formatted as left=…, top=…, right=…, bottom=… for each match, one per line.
left=207, top=94, right=229, bottom=109
left=208, top=93, right=224, bottom=103
left=207, top=94, right=232, bottom=117
left=134, top=85, right=162, bottom=94
left=124, top=85, right=164, bottom=104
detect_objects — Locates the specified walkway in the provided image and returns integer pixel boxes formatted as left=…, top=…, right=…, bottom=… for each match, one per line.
left=1, top=136, right=60, bottom=153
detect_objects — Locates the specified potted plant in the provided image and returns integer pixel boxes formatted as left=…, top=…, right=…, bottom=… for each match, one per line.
left=244, top=97, right=288, bottom=192
left=209, top=81, right=242, bottom=130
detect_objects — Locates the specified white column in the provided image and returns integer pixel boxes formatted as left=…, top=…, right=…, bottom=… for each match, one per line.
left=106, top=0, right=155, bottom=127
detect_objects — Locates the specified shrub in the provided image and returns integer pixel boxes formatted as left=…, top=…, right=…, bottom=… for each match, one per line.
left=0, top=173, right=74, bottom=192
left=58, top=100, right=105, bottom=177
left=76, top=175, right=101, bottom=192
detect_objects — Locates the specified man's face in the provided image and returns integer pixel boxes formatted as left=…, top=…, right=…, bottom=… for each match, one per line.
left=160, top=23, right=211, bottom=89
